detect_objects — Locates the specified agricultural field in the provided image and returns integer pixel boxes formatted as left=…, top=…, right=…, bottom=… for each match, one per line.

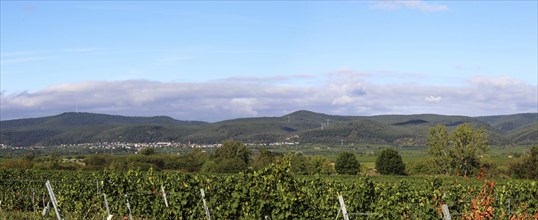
left=1, top=161, right=537, bottom=219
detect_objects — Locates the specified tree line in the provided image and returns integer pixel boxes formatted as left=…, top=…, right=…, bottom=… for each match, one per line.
left=0, top=140, right=406, bottom=176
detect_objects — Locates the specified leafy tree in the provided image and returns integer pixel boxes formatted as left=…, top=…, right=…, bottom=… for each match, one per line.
left=165, top=149, right=209, bottom=172
left=251, top=148, right=282, bottom=170
left=286, top=153, right=335, bottom=175
left=426, top=123, right=488, bottom=176
left=289, top=153, right=310, bottom=175
left=213, top=140, right=251, bottom=165
left=307, top=156, right=335, bottom=175
left=407, top=159, right=436, bottom=175
left=203, top=140, right=251, bottom=173
left=375, top=148, right=406, bottom=175
left=510, top=146, right=538, bottom=179
left=139, top=147, right=156, bottom=155
left=180, top=148, right=209, bottom=172
left=335, top=152, right=360, bottom=175
left=426, top=124, right=450, bottom=174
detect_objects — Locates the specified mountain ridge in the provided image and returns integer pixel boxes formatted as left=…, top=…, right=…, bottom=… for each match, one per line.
left=1, top=111, right=536, bottom=147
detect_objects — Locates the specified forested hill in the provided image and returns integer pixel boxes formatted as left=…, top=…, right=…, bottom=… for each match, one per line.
left=0, top=112, right=208, bottom=146
left=1, top=111, right=536, bottom=147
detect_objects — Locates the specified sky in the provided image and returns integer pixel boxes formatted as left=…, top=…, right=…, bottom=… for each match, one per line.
left=1, top=1, right=537, bottom=122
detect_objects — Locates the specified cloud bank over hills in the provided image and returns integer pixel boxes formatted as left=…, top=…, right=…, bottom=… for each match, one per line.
left=1, top=70, right=535, bottom=122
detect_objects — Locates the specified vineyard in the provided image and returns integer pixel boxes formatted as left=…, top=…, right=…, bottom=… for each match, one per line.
left=1, top=160, right=537, bottom=219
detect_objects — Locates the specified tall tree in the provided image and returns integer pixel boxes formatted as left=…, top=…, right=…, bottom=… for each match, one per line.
left=335, top=152, right=360, bottom=175
left=426, top=124, right=451, bottom=174
left=426, top=123, right=488, bottom=176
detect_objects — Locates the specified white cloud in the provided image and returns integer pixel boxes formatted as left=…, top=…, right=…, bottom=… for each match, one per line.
left=470, top=76, right=521, bottom=88
left=228, top=98, right=259, bottom=116
left=1, top=71, right=536, bottom=121
left=372, top=0, right=450, bottom=12
left=332, top=95, right=357, bottom=105
left=216, top=74, right=317, bottom=83
left=425, top=95, right=442, bottom=102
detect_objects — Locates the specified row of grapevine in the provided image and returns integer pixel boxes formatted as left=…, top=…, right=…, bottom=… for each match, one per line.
left=1, top=161, right=537, bottom=219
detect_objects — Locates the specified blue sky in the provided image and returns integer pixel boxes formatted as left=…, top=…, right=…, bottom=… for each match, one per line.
left=1, top=1, right=537, bottom=121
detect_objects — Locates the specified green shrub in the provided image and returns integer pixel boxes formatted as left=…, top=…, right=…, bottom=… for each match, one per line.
left=335, top=152, right=360, bottom=175
left=375, top=148, right=406, bottom=175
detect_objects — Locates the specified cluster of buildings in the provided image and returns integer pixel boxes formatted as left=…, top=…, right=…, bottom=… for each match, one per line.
left=0, top=144, right=47, bottom=150
left=0, top=139, right=301, bottom=151
left=62, top=142, right=202, bottom=150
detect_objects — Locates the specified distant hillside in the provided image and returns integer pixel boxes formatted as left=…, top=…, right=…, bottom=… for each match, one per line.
left=298, top=119, right=414, bottom=145
left=1, top=111, right=536, bottom=147
left=0, top=112, right=207, bottom=146
left=476, top=113, right=538, bottom=132
left=1, top=112, right=205, bottom=129
left=506, top=122, right=538, bottom=145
